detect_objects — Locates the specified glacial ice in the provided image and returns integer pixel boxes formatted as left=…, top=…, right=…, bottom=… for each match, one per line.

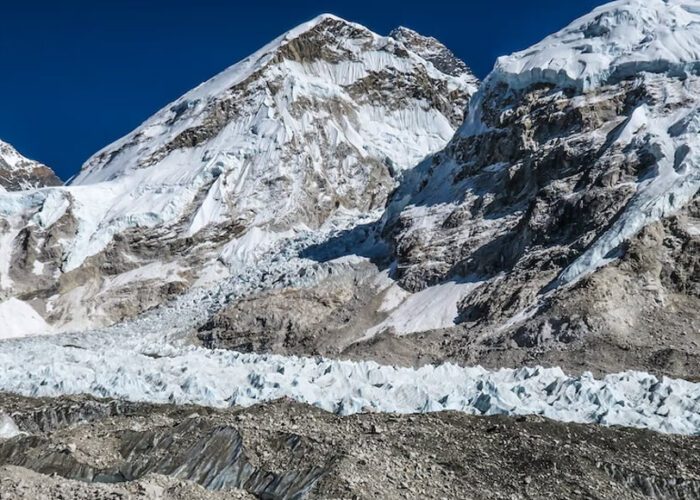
left=0, top=413, right=22, bottom=440
left=0, top=334, right=698, bottom=436
left=492, top=0, right=700, bottom=92
left=0, top=224, right=697, bottom=436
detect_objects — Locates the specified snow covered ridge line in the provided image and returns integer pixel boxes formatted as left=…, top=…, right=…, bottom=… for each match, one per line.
left=0, top=340, right=699, bottom=436
left=491, top=0, right=700, bottom=91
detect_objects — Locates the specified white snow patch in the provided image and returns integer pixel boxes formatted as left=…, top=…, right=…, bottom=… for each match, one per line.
left=32, top=260, right=44, bottom=275
left=220, top=227, right=295, bottom=269
left=192, top=260, right=231, bottom=289
left=0, top=299, right=52, bottom=339
left=362, top=279, right=483, bottom=340
left=104, top=262, right=185, bottom=290
left=0, top=414, right=22, bottom=440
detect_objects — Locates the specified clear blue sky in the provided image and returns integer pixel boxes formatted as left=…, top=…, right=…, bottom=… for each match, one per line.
left=1, top=0, right=607, bottom=181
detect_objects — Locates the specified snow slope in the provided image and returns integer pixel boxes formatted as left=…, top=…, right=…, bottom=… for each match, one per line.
left=1, top=1, right=700, bottom=440
left=64, top=13, right=476, bottom=264
left=492, top=0, right=700, bottom=91
left=362, top=278, right=483, bottom=340
left=0, top=299, right=53, bottom=339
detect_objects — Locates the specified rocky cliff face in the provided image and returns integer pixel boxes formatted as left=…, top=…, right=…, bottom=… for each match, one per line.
left=199, top=0, right=700, bottom=379
left=0, top=15, right=476, bottom=334
left=368, top=0, right=700, bottom=375
left=0, top=140, right=61, bottom=191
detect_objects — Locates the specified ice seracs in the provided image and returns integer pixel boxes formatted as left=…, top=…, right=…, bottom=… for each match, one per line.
left=0, top=332, right=699, bottom=435
left=492, top=0, right=700, bottom=91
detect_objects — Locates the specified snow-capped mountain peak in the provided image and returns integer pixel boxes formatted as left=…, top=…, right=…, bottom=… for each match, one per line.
left=75, top=15, right=475, bottom=185
left=0, top=15, right=476, bottom=332
left=493, top=0, right=700, bottom=91
left=0, top=140, right=61, bottom=191
left=59, top=13, right=476, bottom=265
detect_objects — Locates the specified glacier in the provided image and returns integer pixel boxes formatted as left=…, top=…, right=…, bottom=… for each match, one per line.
left=0, top=221, right=697, bottom=437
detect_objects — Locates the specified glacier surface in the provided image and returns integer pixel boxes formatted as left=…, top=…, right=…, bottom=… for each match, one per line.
left=0, top=223, right=697, bottom=437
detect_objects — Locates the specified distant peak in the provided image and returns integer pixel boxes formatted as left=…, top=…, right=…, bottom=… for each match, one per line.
left=0, top=139, right=62, bottom=190
left=492, top=0, right=700, bottom=91
left=389, top=26, right=475, bottom=79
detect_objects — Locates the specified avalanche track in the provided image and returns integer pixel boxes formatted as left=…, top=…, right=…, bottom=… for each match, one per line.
left=0, top=218, right=698, bottom=437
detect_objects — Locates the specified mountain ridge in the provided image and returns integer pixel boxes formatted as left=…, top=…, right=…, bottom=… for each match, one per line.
left=0, top=15, right=476, bottom=333
left=0, top=140, right=61, bottom=191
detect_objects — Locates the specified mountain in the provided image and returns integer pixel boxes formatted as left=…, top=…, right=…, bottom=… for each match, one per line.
left=0, top=140, right=61, bottom=191
left=201, top=0, right=700, bottom=380
left=1, top=3, right=700, bottom=497
left=0, top=14, right=477, bottom=333
left=367, top=0, right=700, bottom=378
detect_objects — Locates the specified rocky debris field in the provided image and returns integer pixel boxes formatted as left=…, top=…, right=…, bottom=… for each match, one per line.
left=0, top=466, right=254, bottom=500
left=0, top=394, right=698, bottom=499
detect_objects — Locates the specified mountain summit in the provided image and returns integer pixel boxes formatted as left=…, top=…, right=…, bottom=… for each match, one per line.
left=0, top=140, right=61, bottom=191
left=0, top=15, right=476, bottom=332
